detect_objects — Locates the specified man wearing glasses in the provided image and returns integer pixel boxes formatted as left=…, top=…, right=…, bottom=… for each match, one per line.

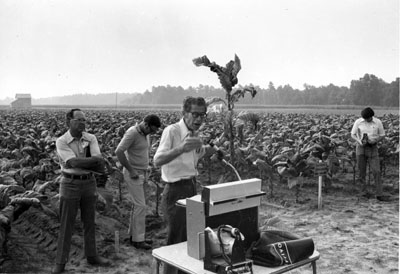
left=154, top=97, right=218, bottom=274
left=52, top=109, right=110, bottom=274
left=115, top=114, right=162, bottom=250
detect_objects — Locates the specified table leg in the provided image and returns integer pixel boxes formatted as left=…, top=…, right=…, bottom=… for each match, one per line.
left=312, top=261, right=317, bottom=274
left=152, top=258, right=160, bottom=274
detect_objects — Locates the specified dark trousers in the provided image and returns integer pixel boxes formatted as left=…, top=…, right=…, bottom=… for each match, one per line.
left=55, top=176, right=97, bottom=264
left=161, top=178, right=196, bottom=274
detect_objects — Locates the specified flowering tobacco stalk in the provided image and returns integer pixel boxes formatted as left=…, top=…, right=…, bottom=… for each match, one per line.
left=193, top=54, right=257, bottom=163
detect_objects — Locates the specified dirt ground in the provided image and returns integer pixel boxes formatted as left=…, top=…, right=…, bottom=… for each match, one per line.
left=0, top=164, right=398, bottom=274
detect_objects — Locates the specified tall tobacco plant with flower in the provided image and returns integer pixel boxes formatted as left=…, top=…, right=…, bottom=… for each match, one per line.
left=192, top=54, right=257, bottom=163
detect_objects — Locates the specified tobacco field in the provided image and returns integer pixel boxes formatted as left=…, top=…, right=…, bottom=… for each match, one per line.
left=0, top=108, right=398, bottom=273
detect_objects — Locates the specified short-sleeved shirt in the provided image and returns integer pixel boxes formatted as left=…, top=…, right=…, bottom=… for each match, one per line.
left=56, top=130, right=101, bottom=175
left=154, top=118, right=205, bottom=183
left=115, top=125, right=150, bottom=170
left=351, top=117, right=385, bottom=141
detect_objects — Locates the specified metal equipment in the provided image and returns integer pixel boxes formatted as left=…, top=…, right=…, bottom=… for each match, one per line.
left=186, top=178, right=265, bottom=264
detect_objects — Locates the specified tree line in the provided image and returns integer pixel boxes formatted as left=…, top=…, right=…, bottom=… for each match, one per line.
left=2, top=73, right=396, bottom=107
left=121, top=74, right=399, bottom=107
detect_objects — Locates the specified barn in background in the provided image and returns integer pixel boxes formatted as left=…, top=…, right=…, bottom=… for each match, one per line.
left=11, top=93, right=32, bottom=109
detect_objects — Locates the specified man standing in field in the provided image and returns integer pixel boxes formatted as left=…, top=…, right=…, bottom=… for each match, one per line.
left=115, top=114, right=161, bottom=250
left=154, top=96, right=220, bottom=274
left=53, top=109, right=110, bottom=274
left=351, top=107, right=385, bottom=197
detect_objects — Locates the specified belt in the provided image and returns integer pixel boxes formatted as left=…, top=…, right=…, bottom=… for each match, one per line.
left=365, top=143, right=377, bottom=147
left=168, top=177, right=195, bottom=185
left=62, top=172, right=93, bottom=180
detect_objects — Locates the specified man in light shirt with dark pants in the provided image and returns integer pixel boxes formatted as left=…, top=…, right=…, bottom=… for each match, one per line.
left=115, top=114, right=161, bottom=250
left=154, top=96, right=219, bottom=274
left=351, top=107, right=385, bottom=197
left=53, top=108, right=110, bottom=274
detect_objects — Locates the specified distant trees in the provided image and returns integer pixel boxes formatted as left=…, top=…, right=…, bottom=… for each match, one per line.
left=119, top=73, right=398, bottom=107
left=382, top=78, right=400, bottom=107
left=350, top=74, right=383, bottom=106
left=25, top=74, right=396, bottom=107
left=350, top=74, right=399, bottom=106
left=350, top=74, right=399, bottom=107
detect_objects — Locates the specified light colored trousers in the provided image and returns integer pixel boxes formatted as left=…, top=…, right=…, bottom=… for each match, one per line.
left=123, top=168, right=148, bottom=242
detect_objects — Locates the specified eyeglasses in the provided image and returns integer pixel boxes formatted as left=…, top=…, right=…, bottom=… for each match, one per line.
left=71, top=118, right=87, bottom=123
left=190, top=112, right=207, bottom=119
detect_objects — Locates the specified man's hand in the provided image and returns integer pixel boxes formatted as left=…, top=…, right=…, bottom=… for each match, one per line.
left=179, top=137, right=203, bottom=153
left=89, top=157, right=106, bottom=173
left=127, top=164, right=139, bottom=179
left=66, top=156, right=106, bottom=173
left=129, top=169, right=139, bottom=179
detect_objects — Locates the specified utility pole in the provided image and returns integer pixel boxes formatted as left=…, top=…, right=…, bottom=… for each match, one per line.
left=115, top=92, right=118, bottom=110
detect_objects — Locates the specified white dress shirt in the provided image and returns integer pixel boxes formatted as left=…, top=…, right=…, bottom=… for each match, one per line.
left=154, top=119, right=205, bottom=183
left=351, top=117, right=385, bottom=141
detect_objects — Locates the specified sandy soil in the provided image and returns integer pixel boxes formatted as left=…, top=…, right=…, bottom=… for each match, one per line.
left=0, top=165, right=398, bottom=274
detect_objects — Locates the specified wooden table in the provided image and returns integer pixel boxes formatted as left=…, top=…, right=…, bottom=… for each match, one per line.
left=152, top=242, right=320, bottom=274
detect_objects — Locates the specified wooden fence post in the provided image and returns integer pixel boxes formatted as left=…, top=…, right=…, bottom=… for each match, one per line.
left=315, top=160, right=327, bottom=210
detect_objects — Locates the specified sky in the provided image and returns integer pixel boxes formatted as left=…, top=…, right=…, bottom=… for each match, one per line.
left=0, top=0, right=398, bottom=100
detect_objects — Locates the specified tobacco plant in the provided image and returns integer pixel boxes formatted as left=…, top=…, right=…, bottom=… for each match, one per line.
left=193, top=54, right=257, bottom=164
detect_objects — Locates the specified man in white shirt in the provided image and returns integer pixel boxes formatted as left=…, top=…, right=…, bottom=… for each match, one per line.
left=351, top=107, right=385, bottom=196
left=154, top=96, right=218, bottom=274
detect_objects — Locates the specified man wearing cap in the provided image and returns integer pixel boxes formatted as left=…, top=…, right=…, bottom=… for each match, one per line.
left=52, top=108, right=110, bottom=274
left=154, top=96, right=219, bottom=274
left=351, top=107, right=385, bottom=196
left=115, top=114, right=162, bottom=250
